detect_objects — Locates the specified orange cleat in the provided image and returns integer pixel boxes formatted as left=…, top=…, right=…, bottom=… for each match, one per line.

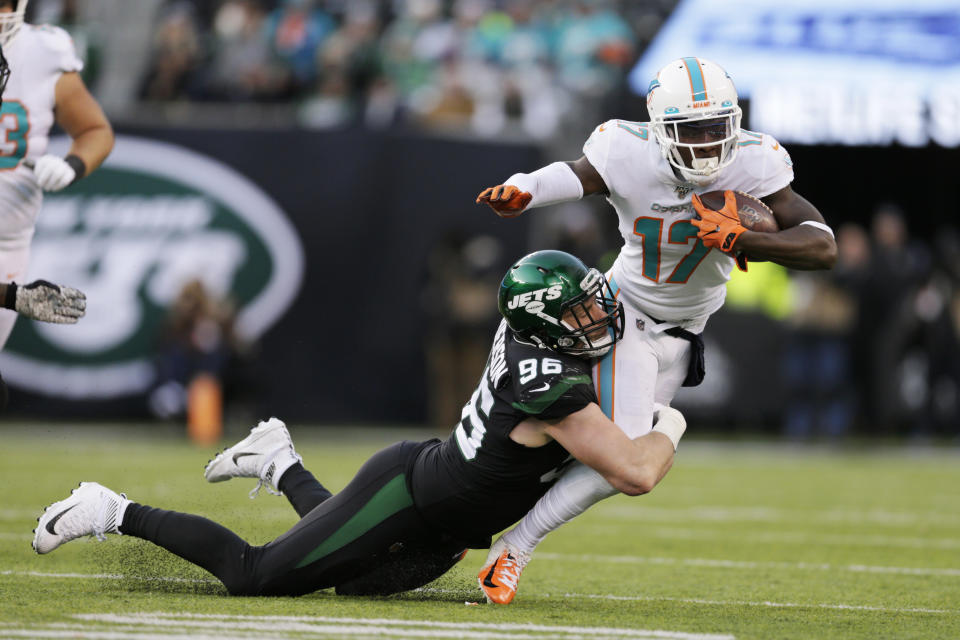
left=477, top=548, right=530, bottom=605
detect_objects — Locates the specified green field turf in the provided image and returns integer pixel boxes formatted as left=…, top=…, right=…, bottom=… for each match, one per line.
left=1, top=424, right=958, bottom=640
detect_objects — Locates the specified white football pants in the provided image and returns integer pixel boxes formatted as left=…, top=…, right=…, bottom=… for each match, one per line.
left=0, top=245, right=32, bottom=349
left=500, top=284, right=693, bottom=554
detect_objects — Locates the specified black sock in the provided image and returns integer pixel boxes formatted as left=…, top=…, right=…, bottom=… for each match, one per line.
left=277, top=463, right=333, bottom=517
left=120, top=503, right=259, bottom=595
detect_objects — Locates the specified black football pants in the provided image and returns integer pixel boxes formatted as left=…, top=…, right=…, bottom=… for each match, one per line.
left=120, top=440, right=467, bottom=596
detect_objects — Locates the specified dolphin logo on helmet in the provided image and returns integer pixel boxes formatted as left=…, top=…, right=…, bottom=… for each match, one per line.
left=646, top=57, right=742, bottom=187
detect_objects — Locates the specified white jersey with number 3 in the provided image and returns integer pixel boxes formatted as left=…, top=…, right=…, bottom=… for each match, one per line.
left=0, top=24, right=83, bottom=250
left=583, top=119, right=794, bottom=330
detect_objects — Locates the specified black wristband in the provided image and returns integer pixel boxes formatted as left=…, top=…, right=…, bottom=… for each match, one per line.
left=64, top=154, right=86, bottom=184
left=3, top=282, right=17, bottom=310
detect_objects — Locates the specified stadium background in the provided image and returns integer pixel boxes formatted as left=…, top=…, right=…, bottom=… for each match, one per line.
left=0, top=0, right=957, bottom=442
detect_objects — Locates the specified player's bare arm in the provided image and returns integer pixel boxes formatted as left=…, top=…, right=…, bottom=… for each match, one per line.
left=565, top=156, right=608, bottom=197
left=54, top=72, right=114, bottom=174
left=725, top=185, right=837, bottom=270
left=532, top=403, right=678, bottom=496
left=692, top=185, right=837, bottom=271
left=476, top=156, right=607, bottom=217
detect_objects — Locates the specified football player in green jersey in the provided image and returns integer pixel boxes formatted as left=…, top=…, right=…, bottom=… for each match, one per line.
left=33, top=250, right=684, bottom=600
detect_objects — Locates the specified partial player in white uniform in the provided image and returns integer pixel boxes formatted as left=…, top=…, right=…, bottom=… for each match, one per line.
left=0, top=41, right=89, bottom=401
left=474, top=57, right=837, bottom=603
left=0, top=0, right=113, bottom=348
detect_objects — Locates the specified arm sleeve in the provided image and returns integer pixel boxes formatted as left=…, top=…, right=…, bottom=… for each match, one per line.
left=504, top=161, right=584, bottom=210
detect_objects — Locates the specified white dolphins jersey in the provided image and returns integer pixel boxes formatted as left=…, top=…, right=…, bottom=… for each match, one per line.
left=583, top=119, right=794, bottom=330
left=0, top=24, right=82, bottom=249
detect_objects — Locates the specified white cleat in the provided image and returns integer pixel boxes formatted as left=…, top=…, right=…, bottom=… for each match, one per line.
left=203, top=417, right=301, bottom=498
left=33, top=482, right=129, bottom=554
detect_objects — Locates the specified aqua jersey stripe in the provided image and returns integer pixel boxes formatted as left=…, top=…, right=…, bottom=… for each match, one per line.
left=682, top=57, right=707, bottom=102
left=295, top=474, right=413, bottom=568
left=596, top=274, right=618, bottom=419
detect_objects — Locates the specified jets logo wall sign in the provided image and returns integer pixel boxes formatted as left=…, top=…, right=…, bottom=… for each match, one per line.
left=0, top=136, right=305, bottom=399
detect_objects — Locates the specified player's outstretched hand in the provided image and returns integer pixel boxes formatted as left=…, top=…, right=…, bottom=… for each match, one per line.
left=14, top=280, right=86, bottom=324
left=476, top=184, right=532, bottom=218
left=691, top=190, right=746, bottom=253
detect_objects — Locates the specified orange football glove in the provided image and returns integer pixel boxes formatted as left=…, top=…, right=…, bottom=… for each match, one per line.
left=476, top=184, right=532, bottom=218
left=691, top=190, right=747, bottom=253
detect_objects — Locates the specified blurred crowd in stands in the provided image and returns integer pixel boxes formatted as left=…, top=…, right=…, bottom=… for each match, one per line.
left=770, top=208, right=960, bottom=441
left=25, top=0, right=960, bottom=438
left=133, top=0, right=670, bottom=137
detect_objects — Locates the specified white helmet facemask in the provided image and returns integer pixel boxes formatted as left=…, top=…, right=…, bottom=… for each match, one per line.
left=646, top=57, right=742, bottom=186
left=0, top=0, right=28, bottom=48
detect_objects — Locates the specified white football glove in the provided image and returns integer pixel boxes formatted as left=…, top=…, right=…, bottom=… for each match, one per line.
left=13, top=280, right=86, bottom=323
left=32, top=154, right=77, bottom=192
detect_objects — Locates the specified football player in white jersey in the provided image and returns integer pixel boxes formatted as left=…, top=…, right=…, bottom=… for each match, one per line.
left=474, top=57, right=837, bottom=604
left=0, top=0, right=113, bottom=349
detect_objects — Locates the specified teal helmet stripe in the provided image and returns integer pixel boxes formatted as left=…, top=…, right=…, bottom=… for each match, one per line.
left=682, top=57, right=707, bottom=102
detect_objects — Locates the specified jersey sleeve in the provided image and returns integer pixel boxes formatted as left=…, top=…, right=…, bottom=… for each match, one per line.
left=509, top=356, right=597, bottom=420
left=736, top=132, right=794, bottom=198
left=35, top=25, right=84, bottom=74
left=583, top=119, right=654, bottom=199
left=582, top=120, right=617, bottom=189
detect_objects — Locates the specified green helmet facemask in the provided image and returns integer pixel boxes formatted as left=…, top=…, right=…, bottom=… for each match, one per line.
left=498, top=250, right=623, bottom=358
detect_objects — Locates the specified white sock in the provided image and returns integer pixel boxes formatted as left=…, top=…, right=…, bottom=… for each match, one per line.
left=502, top=462, right=618, bottom=554
left=114, top=496, right=131, bottom=536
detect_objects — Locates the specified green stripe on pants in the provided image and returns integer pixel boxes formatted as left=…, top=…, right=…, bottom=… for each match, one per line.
left=295, top=474, right=413, bottom=569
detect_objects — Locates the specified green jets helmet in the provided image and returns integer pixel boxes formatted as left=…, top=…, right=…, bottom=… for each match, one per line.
left=498, top=250, right=624, bottom=358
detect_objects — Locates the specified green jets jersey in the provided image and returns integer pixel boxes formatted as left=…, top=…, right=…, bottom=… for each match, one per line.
left=411, top=320, right=597, bottom=547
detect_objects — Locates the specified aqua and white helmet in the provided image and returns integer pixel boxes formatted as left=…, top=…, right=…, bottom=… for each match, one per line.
left=647, top=57, right=742, bottom=186
left=0, top=0, right=28, bottom=48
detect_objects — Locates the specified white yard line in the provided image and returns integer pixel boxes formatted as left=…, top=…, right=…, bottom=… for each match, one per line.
left=412, top=588, right=957, bottom=616
left=0, top=570, right=217, bottom=584
left=595, top=504, right=960, bottom=527
left=0, top=614, right=739, bottom=640
left=0, top=508, right=44, bottom=520
left=584, top=524, right=960, bottom=550
left=90, top=613, right=734, bottom=640
left=3, top=571, right=956, bottom=618
left=536, top=553, right=960, bottom=577
left=562, top=593, right=952, bottom=615
left=0, top=628, right=228, bottom=640
left=0, top=532, right=31, bottom=540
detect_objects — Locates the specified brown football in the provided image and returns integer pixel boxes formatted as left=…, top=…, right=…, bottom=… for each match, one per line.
left=697, top=190, right=779, bottom=233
